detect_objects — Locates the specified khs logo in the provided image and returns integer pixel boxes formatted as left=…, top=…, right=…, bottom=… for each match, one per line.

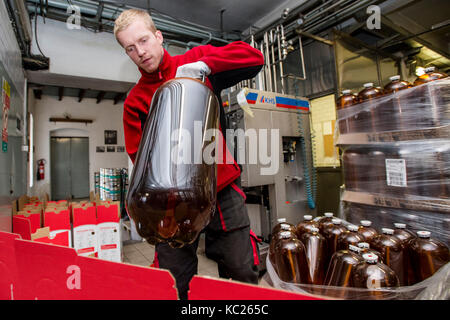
left=259, top=95, right=276, bottom=105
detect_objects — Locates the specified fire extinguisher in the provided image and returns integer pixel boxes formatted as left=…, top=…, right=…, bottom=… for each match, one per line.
left=37, top=159, right=46, bottom=181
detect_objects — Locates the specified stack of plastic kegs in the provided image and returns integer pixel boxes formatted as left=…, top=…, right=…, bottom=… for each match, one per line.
left=267, top=214, right=449, bottom=299
left=336, top=67, right=450, bottom=248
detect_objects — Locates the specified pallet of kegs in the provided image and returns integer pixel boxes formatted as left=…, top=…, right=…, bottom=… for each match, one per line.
left=266, top=214, right=449, bottom=299
left=336, top=67, right=449, bottom=140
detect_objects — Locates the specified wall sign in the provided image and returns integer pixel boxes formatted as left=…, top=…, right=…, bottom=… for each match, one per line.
left=104, top=130, right=117, bottom=145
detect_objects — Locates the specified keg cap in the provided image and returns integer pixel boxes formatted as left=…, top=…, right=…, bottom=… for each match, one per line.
left=417, top=231, right=431, bottom=238
left=363, top=82, right=374, bottom=88
left=304, top=215, right=313, bottom=221
left=324, top=212, right=334, bottom=217
left=277, top=218, right=286, bottom=223
left=425, top=66, right=435, bottom=73
left=358, top=242, right=370, bottom=249
left=360, top=220, right=372, bottom=227
left=363, top=253, right=378, bottom=263
left=342, top=89, right=351, bottom=95
left=382, top=228, right=394, bottom=235
left=348, top=244, right=360, bottom=253
left=280, top=231, right=292, bottom=239
left=347, top=224, right=358, bottom=232
left=389, top=75, right=401, bottom=81
left=332, top=218, right=341, bottom=225
left=310, top=227, right=319, bottom=233
left=394, top=223, right=406, bottom=229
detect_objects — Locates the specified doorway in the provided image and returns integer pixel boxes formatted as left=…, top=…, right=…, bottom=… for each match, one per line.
left=50, top=137, right=89, bottom=200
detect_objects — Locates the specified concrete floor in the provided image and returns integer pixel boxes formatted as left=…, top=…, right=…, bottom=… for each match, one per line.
left=121, top=222, right=272, bottom=288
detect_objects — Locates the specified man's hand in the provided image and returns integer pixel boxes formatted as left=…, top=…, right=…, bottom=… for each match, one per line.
left=175, top=61, right=211, bottom=80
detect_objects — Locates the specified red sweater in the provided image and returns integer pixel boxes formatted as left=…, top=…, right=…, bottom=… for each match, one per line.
left=123, top=41, right=264, bottom=191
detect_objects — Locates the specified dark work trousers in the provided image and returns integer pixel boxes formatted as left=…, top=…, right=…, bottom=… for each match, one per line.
left=154, top=177, right=261, bottom=300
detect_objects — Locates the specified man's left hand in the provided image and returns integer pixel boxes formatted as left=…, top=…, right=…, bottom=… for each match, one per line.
left=175, top=61, right=211, bottom=80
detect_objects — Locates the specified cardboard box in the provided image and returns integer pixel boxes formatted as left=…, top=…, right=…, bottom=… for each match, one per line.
left=72, top=205, right=98, bottom=257
left=12, top=216, right=31, bottom=240
left=31, top=227, right=69, bottom=247
left=96, top=202, right=122, bottom=262
left=44, top=206, right=72, bottom=247
left=14, top=210, right=41, bottom=234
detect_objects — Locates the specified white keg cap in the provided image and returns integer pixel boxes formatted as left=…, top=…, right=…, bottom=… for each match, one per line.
left=342, top=89, right=351, bottom=94
left=310, top=227, right=319, bottom=233
left=347, top=224, right=358, bottom=232
left=304, top=215, right=313, bottom=221
left=358, top=242, right=370, bottom=249
left=277, top=218, right=286, bottom=223
left=363, top=253, right=378, bottom=263
left=363, top=82, right=373, bottom=88
left=280, top=231, right=292, bottom=239
left=324, top=212, right=334, bottom=217
left=389, top=75, right=401, bottom=81
left=332, top=218, right=341, bottom=225
left=425, top=66, right=435, bottom=73
left=348, top=244, right=360, bottom=253
left=382, top=228, right=394, bottom=235
left=360, top=220, right=372, bottom=227
left=394, top=223, right=406, bottom=229
left=417, top=231, right=431, bottom=238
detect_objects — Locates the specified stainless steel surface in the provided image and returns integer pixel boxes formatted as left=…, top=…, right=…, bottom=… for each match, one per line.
left=50, top=137, right=89, bottom=200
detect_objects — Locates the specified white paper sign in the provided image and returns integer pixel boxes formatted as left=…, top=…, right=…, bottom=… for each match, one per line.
left=385, top=159, right=407, bottom=187
left=73, top=224, right=98, bottom=256
left=97, top=222, right=122, bottom=262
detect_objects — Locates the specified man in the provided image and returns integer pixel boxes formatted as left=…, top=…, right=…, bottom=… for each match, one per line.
left=114, top=9, right=264, bottom=300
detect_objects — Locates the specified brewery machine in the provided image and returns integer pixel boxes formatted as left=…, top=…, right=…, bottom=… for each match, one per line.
left=222, top=89, right=317, bottom=242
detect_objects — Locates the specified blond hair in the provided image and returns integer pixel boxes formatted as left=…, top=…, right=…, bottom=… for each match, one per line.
left=114, top=9, right=157, bottom=39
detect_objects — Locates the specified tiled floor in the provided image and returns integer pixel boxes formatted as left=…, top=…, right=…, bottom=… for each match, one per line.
left=121, top=225, right=272, bottom=288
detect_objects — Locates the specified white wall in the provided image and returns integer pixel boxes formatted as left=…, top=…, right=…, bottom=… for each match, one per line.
left=31, top=94, right=128, bottom=199
left=31, top=16, right=140, bottom=84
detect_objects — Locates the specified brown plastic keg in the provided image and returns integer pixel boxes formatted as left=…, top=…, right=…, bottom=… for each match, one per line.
left=272, top=218, right=296, bottom=235
left=322, top=218, right=347, bottom=264
left=336, top=224, right=365, bottom=251
left=300, top=227, right=327, bottom=285
left=409, top=231, right=450, bottom=283
left=393, top=223, right=416, bottom=285
left=342, top=147, right=368, bottom=191
left=355, top=83, right=383, bottom=132
left=336, top=89, right=358, bottom=134
left=367, top=149, right=387, bottom=194
left=317, top=212, right=335, bottom=233
left=324, top=245, right=365, bottom=298
left=296, top=215, right=319, bottom=239
left=357, top=220, right=378, bottom=244
left=412, top=66, right=448, bottom=128
left=273, top=231, right=312, bottom=284
left=376, top=75, right=411, bottom=132
left=357, top=242, right=383, bottom=263
left=371, top=228, right=407, bottom=286
left=352, top=253, right=399, bottom=299
left=269, top=229, right=297, bottom=273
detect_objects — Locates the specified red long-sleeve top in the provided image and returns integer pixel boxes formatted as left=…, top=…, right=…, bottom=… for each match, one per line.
left=123, top=41, right=264, bottom=191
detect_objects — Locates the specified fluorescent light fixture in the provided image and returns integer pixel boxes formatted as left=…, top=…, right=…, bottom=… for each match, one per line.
left=29, top=113, right=33, bottom=188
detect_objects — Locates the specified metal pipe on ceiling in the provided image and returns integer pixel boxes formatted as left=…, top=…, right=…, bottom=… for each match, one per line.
left=26, top=0, right=229, bottom=45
